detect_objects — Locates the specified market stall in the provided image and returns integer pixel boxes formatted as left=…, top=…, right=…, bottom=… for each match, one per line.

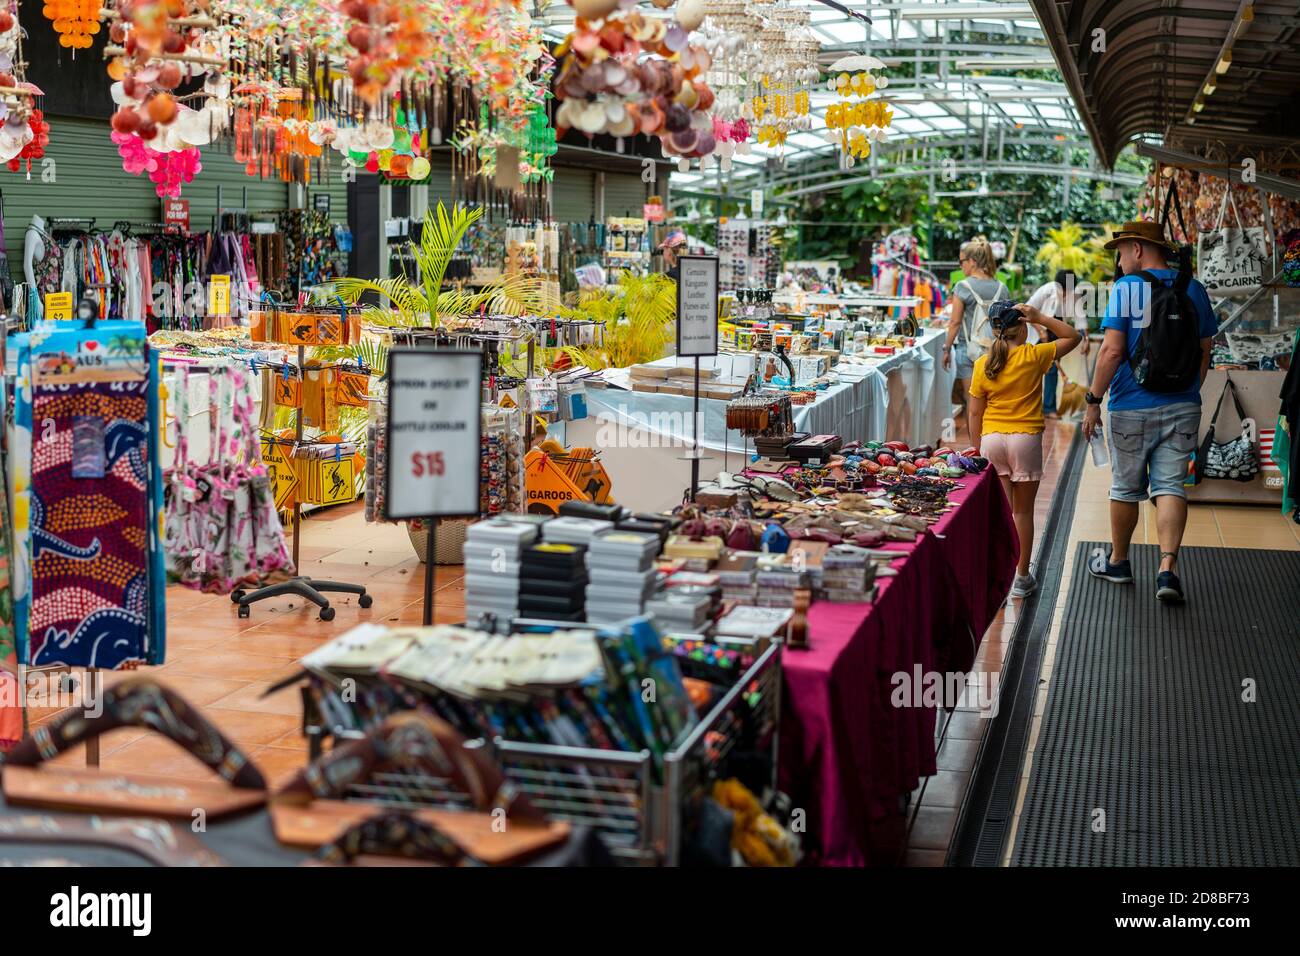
left=0, top=0, right=1029, bottom=875
left=557, top=328, right=953, bottom=512
left=782, top=465, right=1015, bottom=865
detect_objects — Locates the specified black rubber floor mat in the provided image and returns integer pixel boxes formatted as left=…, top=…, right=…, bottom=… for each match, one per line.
left=1012, top=542, right=1300, bottom=866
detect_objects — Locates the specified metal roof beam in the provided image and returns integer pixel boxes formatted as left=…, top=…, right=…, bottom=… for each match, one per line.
left=1135, top=141, right=1300, bottom=201
left=780, top=161, right=1144, bottom=199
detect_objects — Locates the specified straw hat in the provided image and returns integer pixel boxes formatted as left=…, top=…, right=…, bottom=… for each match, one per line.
left=1102, top=220, right=1178, bottom=252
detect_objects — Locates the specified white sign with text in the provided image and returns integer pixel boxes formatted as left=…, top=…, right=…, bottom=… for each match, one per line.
left=676, top=254, right=720, bottom=357
left=384, top=349, right=482, bottom=520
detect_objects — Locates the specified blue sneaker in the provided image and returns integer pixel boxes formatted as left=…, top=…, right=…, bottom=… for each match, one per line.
left=1156, top=571, right=1185, bottom=604
left=1088, top=551, right=1133, bottom=583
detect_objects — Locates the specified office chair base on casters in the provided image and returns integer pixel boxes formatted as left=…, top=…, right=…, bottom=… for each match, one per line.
left=232, top=576, right=371, bottom=622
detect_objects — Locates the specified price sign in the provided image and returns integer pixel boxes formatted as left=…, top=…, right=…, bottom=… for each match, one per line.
left=208, top=275, right=231, bottom=317
left=675, top=254, right=719, bottom=357
left=44, top=291, right=73, bottom=321
left=384, top=348, right=482, bottom=520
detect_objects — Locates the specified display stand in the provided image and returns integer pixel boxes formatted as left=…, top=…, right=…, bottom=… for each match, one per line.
left=676, top=255, right=720, bottom=502
left=383, top=348, right=483, bottom=626
left=233, top=343, right=371, bottom=621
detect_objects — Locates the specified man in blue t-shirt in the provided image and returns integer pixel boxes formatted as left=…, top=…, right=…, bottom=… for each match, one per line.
left=1081, top=221, right=1217, bottom=604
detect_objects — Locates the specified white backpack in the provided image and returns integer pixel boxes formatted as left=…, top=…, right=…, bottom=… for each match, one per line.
left=957, top=279, right=1008, bottom=361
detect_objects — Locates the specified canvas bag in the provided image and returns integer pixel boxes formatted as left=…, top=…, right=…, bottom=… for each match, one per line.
left=1196, top=376, right=1260, bottom=483
left=1197, top=187, right=1270, bottom=297
left=956, top=278, right=1008, bottom=361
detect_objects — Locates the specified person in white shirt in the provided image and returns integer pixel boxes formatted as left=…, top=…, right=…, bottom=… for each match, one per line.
left=1024, top=269, right=1089, bottom=415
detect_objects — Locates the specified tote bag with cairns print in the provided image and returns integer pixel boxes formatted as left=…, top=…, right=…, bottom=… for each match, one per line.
left=1197, top=188, right=1270, bottom=297
left=1196, top=376, right=1260, bottom=483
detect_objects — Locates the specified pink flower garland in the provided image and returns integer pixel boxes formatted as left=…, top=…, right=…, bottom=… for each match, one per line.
left=713, top=117, right=751, bottom=143
left=111, top=130, right=202, bottom=199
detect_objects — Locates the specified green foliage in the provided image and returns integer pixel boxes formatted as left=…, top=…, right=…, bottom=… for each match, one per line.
left=321, top=201, right=544, bottom=328
left=778, top=143, right=1144, bottom=285
left=537, top=272, right=678, bottom=371
left=316, top=200, right=546, bottom=376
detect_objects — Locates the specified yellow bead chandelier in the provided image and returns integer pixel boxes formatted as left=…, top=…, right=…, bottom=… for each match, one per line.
left=822, top=54, right=893, bottom=166
left=747, top=3, right=817, bottom=156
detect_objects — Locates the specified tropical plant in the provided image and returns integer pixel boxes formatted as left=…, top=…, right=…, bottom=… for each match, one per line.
left=1081, top=222, right=1122, bottom=283
left=1035, top=221, right=1094, bottom=276
left=322, top=201, right=545, bottom=332
left=538, top=272, right=678, bottom=371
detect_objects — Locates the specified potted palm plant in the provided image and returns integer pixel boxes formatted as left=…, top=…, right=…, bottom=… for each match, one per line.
left=317, top=201, right=547, bottom=564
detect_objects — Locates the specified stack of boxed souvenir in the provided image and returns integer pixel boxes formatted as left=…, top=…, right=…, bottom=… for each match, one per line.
left=583, top=530, right=660, bottom=626
left=819, top=546, right=877, bottom=603
left=462, top=519, right=536, bottom=629
left=716, top=552, right=760, bottom=603
left=518, top=542, right=588, bottom=623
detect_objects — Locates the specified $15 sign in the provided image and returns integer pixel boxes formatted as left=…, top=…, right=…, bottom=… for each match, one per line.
left=411, top=452, right=446, bottom=478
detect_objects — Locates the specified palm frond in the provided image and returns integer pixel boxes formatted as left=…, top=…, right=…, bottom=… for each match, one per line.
left=319, top=201, right=545, bottom=335
left=323, top=276, right=429, bottom=321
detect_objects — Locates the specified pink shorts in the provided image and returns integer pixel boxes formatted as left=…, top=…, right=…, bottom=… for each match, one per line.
left=980, top=432, right=1044, bottom=482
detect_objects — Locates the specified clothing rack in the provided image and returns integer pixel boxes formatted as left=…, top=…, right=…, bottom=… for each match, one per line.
left=886, top=253, right=943, bottom=285
left=234, top=319, right=371, bottom=620
left=49, top=217, right=96, bottom=233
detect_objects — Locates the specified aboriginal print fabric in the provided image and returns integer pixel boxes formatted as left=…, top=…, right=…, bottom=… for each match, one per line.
left=26, top=380, right=153, bottom=669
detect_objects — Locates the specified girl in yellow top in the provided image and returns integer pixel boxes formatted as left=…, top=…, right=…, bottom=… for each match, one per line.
left=969, top=302, right=1082, bottom=597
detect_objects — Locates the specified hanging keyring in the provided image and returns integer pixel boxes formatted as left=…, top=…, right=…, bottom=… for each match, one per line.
left=159, top=381, right=177, bottom=449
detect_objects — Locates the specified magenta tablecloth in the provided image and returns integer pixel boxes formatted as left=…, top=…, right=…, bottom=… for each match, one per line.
left=778, top=467, right=1017, bottom=866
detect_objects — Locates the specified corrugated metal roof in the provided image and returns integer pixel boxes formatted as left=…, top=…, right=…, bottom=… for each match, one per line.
left=1032, top=0, right=1300, bottom=165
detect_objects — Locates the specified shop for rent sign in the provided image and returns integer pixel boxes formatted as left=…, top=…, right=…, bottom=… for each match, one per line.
left=384, top=349, right=482, bottom=520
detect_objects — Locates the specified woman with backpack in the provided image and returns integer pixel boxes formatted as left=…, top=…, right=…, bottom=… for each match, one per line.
left=968, top=301, right=1082, bottom=597
left=943, top=239, right=1011, bottom=409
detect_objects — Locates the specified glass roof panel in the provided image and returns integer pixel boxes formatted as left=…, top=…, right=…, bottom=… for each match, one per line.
left=535, top=1, right=1092, bottom=186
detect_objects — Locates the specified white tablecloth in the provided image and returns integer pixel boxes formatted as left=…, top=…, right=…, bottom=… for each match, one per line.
left=577, top=328, right=952, bottom=453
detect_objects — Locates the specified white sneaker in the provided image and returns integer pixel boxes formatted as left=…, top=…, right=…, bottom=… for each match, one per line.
left=1009, top=572, right=1037, bottom=598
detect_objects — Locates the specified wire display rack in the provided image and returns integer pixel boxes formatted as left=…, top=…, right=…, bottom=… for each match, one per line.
left=301, top=641, right=783, bottom=865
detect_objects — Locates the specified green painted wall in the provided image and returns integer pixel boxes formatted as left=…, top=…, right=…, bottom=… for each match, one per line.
left=1, top=115, right=349, bottom=281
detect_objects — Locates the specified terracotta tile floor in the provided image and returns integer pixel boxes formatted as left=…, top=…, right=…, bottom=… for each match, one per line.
left=33, top=502, right=455, bottom=789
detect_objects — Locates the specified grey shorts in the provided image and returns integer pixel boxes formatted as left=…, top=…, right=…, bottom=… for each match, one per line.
left=1107, top=402, right=1201, bottom=502
left=953, top=341, right=975, bottom=380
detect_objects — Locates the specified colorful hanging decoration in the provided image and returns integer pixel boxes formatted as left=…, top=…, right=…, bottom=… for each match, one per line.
left=0, top=0, right=51, bottom=174
left=694, top=0, right=764, bottom=170
left=822, top=54, right=893, bottom=166
left=553, top=3, right=717, bottom=167
left=41, top=0, right=99, bottom=49
left=748, top=3, right=817, bottom=156
left=102, top=0, right=226, bottom=197
left=111, top=128, right=201, bottom=198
